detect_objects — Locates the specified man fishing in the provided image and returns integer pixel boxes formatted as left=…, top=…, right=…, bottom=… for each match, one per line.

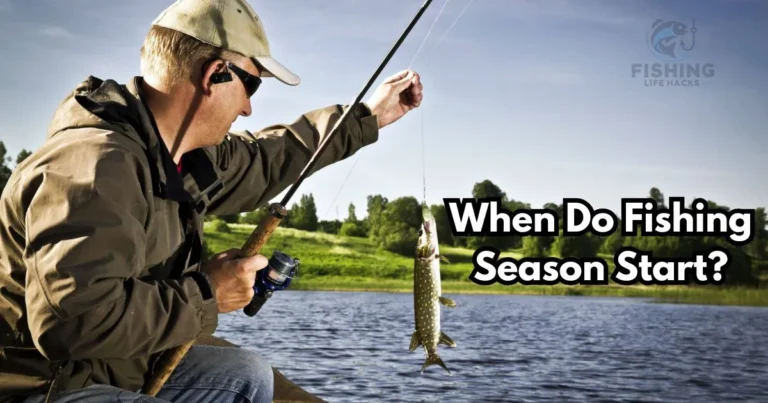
left=0, top=0, right=423, bottom=402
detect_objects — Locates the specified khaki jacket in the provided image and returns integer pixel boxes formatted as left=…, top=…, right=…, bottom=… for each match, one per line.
left=0, top=75, right=378, bottom=400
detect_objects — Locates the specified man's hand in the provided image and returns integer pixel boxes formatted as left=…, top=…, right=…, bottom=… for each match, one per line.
left=366, top=70, right=423, bottom=129
left=202, top=248, right=268, bottom=313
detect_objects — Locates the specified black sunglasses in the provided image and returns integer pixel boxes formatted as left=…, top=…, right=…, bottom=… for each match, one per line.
left=210, top=61, right=262, bottom=97
left=228, top=62, right=262, bottom=97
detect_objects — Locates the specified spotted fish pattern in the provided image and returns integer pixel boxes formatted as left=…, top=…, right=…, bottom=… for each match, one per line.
left=410, top=204, right=457, bottom=374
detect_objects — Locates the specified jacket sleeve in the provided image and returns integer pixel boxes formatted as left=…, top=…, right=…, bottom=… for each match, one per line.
left=204, top=103, right=379, bottom=216
left=22, top=139, right=218, bottom=362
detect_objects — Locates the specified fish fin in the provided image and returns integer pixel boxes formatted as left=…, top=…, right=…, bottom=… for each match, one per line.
left=436, top=254, right=451, bottom=264
left=652, top=19, right=664, bottom=27
left=439, top=296, right=456, bottom=308
left=409, top=331, right=421, bottom=352
left=421, top=353, right=451, bottom=375
left=439, top=331, right=457, bottom=348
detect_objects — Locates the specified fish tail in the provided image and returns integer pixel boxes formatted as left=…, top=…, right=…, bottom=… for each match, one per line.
left=421, top=352, right=451, bottom=375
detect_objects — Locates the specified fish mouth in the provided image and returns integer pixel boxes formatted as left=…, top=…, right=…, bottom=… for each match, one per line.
left=421, top=204, right=433, bottom=233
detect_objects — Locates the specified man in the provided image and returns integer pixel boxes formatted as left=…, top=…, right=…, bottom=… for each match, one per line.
left=0, top=0, right=422, bottom=402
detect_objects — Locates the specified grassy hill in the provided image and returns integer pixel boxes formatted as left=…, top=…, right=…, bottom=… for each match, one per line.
left=203, top=222, right=768, bottom=307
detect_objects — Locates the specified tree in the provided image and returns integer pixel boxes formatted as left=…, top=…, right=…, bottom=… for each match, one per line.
left=689, top=236, right=757, bottom=286
left=499, top=198, right=531, bottom=249
left=748, top=207, right=767, bottom=260
left=599, top=230, right=625, bottom=255
left=339, top=222, right=366, bottom=237
left=381, top=197, right=422, bottom=230
left=211, top=219, right=231, bottom=233
left=336, top=202, right=365, bottom=236
left=472, top=179, right=507, bottom=202
left=365, top=194, right=388, bottom=241
left=216, top=214, right=240, bottom=223
left=1, top=145, right=34, bottom=194
left=346, top=203, right=358, bottom=223
left=543, top=202, right=564, bottom=219
left=704, top=199, right=729, bottom=211
left=430, top=203, right=454, bottom=246
left=319, top=220, right=343, bottom=234
left=16, top=149, right=32, bottom=165
left=0, top=142, right=13, bottom=193
left=289, top=193, right=319, bottom=231
left=521, top=236, right=548, bottom=258
left=649, top=187, right=665, bottom=208
left=371, top=196, right=421, bottom=256
left=240, top=206, right=269, bottom=225
left=466, top=179, right=517, bottom=251
left=550, top=230, right=599, bottom=258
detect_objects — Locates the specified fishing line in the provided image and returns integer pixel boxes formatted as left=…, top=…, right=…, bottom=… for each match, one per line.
left=421, top=109, right=427, bottom=203
left=435, top=0, right=475, bottom=46
left=410, top=0, right=478, bottom=207
left=409, top=0, right=475, bottom=70
left=323, top=147, right=363, bottom=219
left=407, top=0, right=451, bottom=70
left=323, top=0, right=476, bottom=219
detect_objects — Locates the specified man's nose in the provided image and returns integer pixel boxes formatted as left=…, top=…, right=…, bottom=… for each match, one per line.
left=241, top=98, right=252, bottom=117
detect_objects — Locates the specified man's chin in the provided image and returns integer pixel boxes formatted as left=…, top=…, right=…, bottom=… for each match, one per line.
left=204, top=132, right=229, bottom=148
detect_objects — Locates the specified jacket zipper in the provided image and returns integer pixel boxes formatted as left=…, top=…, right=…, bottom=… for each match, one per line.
left=44, top=363, right=66, bottom=403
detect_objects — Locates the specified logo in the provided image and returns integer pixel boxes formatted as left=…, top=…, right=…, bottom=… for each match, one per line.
left=631, top=18, right=714, bottom=88
left=647, top=19, right=697, bottom=62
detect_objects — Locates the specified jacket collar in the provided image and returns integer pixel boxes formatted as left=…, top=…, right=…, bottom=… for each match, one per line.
left=125, top=77, right=224, bottom=211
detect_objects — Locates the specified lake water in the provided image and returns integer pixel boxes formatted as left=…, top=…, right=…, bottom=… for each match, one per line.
left=214, top=291, right=768, bottom=402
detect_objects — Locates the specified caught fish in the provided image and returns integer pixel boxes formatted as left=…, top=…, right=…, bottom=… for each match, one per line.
left=410, top=203, right=457, bottom=374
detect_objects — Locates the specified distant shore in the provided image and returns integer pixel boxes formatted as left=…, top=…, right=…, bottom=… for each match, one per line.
left=204, top=224, right=768, bottom=308
left=288, top=276, right=768, bottom=307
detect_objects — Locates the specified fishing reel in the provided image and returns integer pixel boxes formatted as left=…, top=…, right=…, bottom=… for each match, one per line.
left=243, top=251, right=300, bottom=317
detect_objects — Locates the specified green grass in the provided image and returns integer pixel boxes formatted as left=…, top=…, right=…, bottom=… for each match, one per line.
left=203, top=223, right=768, bottom=307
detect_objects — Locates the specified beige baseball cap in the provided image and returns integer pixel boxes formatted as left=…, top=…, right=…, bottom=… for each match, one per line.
left=152, top=0, right=300, bottom=86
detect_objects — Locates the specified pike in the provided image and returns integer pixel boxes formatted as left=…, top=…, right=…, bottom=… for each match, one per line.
left=410, top=203, right=457, bottom=374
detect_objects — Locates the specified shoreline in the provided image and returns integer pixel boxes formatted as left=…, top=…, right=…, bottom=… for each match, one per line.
left=202, top=225, right=768, bottom=308
left=288, top=277, right=768, bottom=307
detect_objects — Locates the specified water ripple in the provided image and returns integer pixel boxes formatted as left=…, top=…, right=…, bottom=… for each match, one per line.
left=215, top=291, right=768, bottom=402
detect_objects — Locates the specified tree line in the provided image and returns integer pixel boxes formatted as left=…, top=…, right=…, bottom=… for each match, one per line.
left=208, top=179, right=767, bottom=287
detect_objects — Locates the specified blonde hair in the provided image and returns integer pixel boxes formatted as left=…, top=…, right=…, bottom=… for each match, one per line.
left=139, top=25, right=246, bottom=88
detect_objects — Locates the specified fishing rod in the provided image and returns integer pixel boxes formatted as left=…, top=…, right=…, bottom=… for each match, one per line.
left=141, top=0, right=434, bottom=396
left=323, top=0, right=475, bottom=219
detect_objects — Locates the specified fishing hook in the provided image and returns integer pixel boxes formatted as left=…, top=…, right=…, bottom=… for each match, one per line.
left=681, top=18, right=696, bottom=51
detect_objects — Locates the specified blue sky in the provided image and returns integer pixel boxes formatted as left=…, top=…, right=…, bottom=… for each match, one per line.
left=0, top=0, right=765, bottom=220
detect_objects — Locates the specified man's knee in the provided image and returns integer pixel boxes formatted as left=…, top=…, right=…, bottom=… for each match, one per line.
left=209, top=347, right=274, bottom=402
left=235, top=348, right=274, bottom=393
left=162, top=345, right=274, bottom=402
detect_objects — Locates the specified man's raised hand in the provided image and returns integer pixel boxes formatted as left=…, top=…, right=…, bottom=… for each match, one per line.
left=366, top=69, right=424, bottom=129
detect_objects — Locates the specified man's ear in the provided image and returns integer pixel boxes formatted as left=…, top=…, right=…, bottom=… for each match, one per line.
left=201, top=59, right=231, bottom=95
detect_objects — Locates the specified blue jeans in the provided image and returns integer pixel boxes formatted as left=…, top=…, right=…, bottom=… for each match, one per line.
left=23, top=346, right=274, bottom=403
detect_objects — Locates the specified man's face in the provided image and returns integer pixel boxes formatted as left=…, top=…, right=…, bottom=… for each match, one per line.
left=198, top=58, right=261, bottom=147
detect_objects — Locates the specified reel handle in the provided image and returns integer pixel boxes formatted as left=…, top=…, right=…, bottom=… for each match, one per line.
left=244, top=290, right=272, bottom=317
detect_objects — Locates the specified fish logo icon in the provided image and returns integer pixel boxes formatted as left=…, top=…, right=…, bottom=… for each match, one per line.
left=647, top=19, right=697, bottom=61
